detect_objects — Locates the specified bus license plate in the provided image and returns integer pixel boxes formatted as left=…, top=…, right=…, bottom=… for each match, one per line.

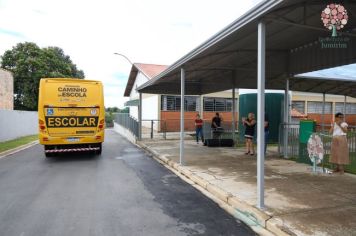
left=67, top=137, right=79, bottom=142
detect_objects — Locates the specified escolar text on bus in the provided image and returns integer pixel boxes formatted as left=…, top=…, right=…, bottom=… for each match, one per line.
left=45, top=116, right=98, bottom=128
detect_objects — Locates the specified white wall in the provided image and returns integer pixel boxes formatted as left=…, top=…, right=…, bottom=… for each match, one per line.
left=129, top=94, right=159, bottom=120
left=113, top=122, right=136, bottom=144
left=129, top=72, right=149, bottom=100
left=142, top=95, right=159, bottom=120
left=130, top=106, right=138, bottom=119
left=0, top=110, right=38, bottom=142
left=128, top=71, right=157, bottom=120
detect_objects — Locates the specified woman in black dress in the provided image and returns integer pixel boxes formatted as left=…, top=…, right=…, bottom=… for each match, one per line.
left=242, top=113, right=256, bottom=155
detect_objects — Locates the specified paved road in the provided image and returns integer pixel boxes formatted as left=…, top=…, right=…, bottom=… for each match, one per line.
left=0, top=130, right=256, bottom=236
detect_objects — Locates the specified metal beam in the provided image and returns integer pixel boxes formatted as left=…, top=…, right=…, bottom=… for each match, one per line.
left=189, top=49, right=288, bottom=63
left=187, top=67, right=257, bottom=72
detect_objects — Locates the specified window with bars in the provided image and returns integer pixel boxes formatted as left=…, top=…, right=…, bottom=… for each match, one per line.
left=307, top=101, right=332, bottom=114
left=335, top=102, right=356, bottom=114
left=161, top=95, right=198, bottom=111
left=292, top=101, right=305, bottom=113
left=215, top=98, right=226, bottom=111
left=185, top=96, right=197, bottom=111
left=203, top=98, right=215, bottom=111
left=226, top=99, right=233, bottom=111
left=203, top=97, right=237, bottom=112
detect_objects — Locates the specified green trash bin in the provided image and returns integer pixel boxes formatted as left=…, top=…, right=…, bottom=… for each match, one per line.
left=298, top=120, right=316, bottom=164
left=299, top=120, right=316, bottom=144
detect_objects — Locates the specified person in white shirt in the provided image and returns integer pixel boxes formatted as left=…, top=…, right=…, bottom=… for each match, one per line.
left=329, top=112, right=349, bottom=174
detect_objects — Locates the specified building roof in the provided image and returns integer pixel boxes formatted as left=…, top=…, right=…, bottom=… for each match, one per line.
left=137, top=0, right=356, bottom=97
left=291, top=108, right=307, bottom=118
left=124, top=63, right=168, bottom=97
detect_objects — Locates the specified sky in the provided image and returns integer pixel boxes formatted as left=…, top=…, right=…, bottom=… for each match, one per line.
left=1, top=0, right=355, bottom=108
left=299, top=64, right=356, bottom=81
left=0, top=0, right=263, bottom=108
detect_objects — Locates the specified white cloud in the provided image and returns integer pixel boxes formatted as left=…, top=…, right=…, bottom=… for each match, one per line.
left=0, top=0, right=262, bottom=108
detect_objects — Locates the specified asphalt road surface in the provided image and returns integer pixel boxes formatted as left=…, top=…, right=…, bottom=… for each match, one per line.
left=0, top=129, right=256, bottom=236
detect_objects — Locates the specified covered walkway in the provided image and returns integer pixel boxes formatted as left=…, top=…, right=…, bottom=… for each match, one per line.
left=136, top=0, right=356, bottom=211
left=139, top=138, right=356, bottom=236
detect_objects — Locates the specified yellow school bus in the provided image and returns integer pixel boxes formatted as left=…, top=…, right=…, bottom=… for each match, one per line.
left=38, top=78, right=105, bottom=157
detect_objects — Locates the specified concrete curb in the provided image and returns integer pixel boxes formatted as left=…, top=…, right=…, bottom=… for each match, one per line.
left=266, top=218, right=295, bottom=236
left=0, top=140, right=39, bottom=159
left=228, top=196, right=271, bottom=228
left=137, top=142, right=295, bottom=236
left=206, top=183, right=233, bottom=203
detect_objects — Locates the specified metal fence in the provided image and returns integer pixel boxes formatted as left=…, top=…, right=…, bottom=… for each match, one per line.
left=202, top=121, right=238, bottom=142
left=115, top=116, right=239, bottom=141
left=278, top=123, right=300, bottom=157
left=141, top=119, right=167, bottom=139
left=115, top=113, right=139, bottom=138
left=278, top=122, right=356, bottom=173
left=279, top=123, right=356, bottom=156
left=141, top=119, right=238, bottom=140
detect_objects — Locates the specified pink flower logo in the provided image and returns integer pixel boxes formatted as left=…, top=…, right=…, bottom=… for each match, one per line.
left=321, top=3, right=348, bottom=36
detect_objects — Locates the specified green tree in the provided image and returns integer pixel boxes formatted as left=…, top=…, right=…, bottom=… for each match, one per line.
left=0, top=42, right=85, bottom=110
left=120, top=107, right=129, bottom=113
left=106, top=107, right=119, bottom=113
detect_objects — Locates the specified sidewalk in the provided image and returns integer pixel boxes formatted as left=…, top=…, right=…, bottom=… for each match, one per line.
left=138, top=138, right=356, bottom=236
left=0, top=140, right=39, bottom=159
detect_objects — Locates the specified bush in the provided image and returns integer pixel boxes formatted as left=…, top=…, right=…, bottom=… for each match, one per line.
left=105, top=112, right=114, bottom=127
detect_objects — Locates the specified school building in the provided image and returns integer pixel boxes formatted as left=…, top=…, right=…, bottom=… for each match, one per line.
left=124, top=63, right=356, bottom=133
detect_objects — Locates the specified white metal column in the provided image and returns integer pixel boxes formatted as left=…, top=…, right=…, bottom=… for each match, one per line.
left=180, top=68, right=185, bottom=165
left=232, top=87, right=236, bottom=141
left=199, top=95, right=204, bottom=118
left=322, top=93, right=326, bottom=133
left=257, top=21, right=265, bottom=209
left=138, top=92, right=142, bottom=141
left=283, top=78, right=289, bottom=158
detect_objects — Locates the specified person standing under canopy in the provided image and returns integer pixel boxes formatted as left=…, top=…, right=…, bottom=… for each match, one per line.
left=211, top=112, right=223, bottom=139
left=195, top=114, right=204, bottom=144
left=242, top=112, right=256, bottom=156
left=329, top=112, right=349, bottom=174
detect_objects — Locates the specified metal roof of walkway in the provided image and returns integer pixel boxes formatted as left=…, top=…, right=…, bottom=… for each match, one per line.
left=137, top=0, right=356, bottom=97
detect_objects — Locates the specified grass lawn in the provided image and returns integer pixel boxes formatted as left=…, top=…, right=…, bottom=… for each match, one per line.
left=0, top=135, right=38, bottom=153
